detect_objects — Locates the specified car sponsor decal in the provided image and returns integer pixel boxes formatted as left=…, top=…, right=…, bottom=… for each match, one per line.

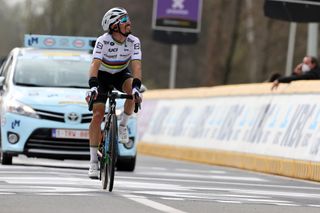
left=48, top=94, right=59, bottom=97
left=43, top=37, right=55, bottom=46
left=11, top=120, right=20, bottom=129
left=72, top=39, right=85, bottom=48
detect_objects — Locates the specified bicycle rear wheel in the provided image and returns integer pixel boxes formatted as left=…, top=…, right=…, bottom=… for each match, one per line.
left=102, top=114, right=117, bottom=192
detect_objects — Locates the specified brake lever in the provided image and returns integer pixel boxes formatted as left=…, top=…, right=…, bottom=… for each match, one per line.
left=134, top=92, right=141, bottom=113
left=88, top=91, right=96, bottom=111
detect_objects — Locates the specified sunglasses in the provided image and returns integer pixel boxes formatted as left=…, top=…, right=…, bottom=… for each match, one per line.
left=119, top=15, right=130, bottom=24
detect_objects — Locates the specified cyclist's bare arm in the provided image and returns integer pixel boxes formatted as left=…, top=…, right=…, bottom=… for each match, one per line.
left=86, top=58, right=102, bottom=103
left=131, top=60, right=142, bottom=80
left=89, top=59, right=101, bottom=78
left=130, top=60, right=142, bottom=113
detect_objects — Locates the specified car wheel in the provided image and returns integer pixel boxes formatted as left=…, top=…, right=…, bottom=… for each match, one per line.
left=117, top=156, right=136, bottom=172
left=1, top=153, right=13, bottom=165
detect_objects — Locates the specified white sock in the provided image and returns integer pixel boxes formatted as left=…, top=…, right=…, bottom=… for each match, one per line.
left=120, top=112, right=130, bottom=127
left=90, top=147, right=98, bottom=163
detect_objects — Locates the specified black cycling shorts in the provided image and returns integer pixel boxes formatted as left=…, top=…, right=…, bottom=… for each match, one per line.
left=95, top=68, right=132, bottom=104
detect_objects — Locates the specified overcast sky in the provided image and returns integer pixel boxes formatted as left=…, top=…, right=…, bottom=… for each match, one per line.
left=4, top=0, right=47, bottom=15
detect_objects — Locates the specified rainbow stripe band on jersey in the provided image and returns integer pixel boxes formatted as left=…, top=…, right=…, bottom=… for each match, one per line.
left=101, top=58, right=131, bottom=70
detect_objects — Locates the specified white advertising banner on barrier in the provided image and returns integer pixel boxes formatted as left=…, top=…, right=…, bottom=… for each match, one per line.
left=140, top=94, right=320, bottom=162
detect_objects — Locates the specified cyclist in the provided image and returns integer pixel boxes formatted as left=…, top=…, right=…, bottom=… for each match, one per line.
left=86, top=7, right=142, bottom=179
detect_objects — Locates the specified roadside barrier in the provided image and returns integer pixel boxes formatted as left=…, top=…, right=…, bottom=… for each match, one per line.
left=137, top=81, right=320, bottom=181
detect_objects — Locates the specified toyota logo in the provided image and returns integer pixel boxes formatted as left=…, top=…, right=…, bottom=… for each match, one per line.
left=65, top=112, right=80, bottom=123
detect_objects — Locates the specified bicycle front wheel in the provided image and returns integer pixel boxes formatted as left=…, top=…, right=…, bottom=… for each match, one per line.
left=105, top=114, right=118, bottom=192
left=101, top=148, right=108, bottom=190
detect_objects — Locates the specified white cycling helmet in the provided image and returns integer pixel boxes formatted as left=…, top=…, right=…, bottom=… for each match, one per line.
left=101, top=7, right=128, bottom=32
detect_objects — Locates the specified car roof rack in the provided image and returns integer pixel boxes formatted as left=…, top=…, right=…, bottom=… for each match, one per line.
left=24, top=34, right=96, bottom=51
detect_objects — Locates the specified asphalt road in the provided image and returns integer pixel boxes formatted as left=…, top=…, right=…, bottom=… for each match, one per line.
left=1, top=154, right=320, bottom=213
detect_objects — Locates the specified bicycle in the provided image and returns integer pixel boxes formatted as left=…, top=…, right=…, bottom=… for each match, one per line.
left=88, top=90, right=140, bottom=191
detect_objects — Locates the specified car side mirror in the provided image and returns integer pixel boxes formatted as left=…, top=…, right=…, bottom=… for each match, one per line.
left=0, top=76, right=5, bottom=88
left=0, top=57, right=6, bottom=67
left=140, top=84, right=147, bottom=93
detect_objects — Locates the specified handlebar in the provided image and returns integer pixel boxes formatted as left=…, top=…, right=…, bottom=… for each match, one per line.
left=88, top=91, right=141, bottom=113
left=110, top=92, right=141, bottom=113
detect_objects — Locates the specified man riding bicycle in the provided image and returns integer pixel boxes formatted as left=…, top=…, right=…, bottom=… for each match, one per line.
left=86, top=7, right=142, bottom=179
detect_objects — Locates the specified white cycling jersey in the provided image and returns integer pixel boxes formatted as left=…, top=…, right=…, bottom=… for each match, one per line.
left=92, top=33, right=141, bottom=74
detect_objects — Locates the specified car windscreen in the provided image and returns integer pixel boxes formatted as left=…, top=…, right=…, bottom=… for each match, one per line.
left=13, top=52, right=91, bottom=88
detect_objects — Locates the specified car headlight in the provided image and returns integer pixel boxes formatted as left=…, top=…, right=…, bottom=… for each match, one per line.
left=5, top=99, right=39, bottom=118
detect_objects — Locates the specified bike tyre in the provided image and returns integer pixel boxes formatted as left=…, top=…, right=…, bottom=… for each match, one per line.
left=101, top=123, right=109, bottom=189
left=101, top=158, right=108, bottom=189
left=107, top=114, right=117, bottom=192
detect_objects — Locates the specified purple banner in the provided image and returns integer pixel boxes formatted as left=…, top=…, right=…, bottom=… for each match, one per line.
left=152, top=0, right=202, bottom=32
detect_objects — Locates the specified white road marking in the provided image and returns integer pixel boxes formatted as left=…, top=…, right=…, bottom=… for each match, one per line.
left=131, top=190, right=271, bottom=200
left=133, top=190, right=203, bottom=199
left=130, top=190, right=292, bottom=204
left=273, top=203, right=300, bottom=206
left=37, top=193, right=96, bottom=196
left=117, top=176, right=320, bottom=191
left=245, top=198, right=292, bottom=203
left=160, top=197, right=185, bottom=201
left=122, top=194, right=187, bottom=213
left=0, top=192, right=16, bottom=195
left=308, top=204, right=320, bottom=208
left=236, top=188, right=320, bottom=199
left=0, top=186, right=97, bottom=193
left=188, top=186, right=320, bottom=199
left=150, top=167, right=168, bottom=171
left=1, top=164, right=320, bottom=208
left=0, top=176, right=98, bottom=185
left=175, top=168, right=226, bottom=174
left=116, top=180, right=191, bottom=191
left=12, top=158, right=88, bottom=169
left=136, top=166, right=226, bottom=174
left=1, top=171, right=87, bottom=177
left=136, top=171, right=267, bottom=182
left=216, top=200, right=242, bottom=204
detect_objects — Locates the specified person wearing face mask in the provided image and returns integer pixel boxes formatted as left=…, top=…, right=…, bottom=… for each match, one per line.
left=271, top=56, right=320, bottom=90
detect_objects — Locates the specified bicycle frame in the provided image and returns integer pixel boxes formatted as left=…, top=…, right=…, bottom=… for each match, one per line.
left=97, top=91, right=133, bottom=191
left=98, top=92, right=128, bottom=156
left=88, top=89, right=139, bottom=191
left=101, top=94, right=118, bottom=162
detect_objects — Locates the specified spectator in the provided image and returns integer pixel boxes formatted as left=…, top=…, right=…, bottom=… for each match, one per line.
left=267, top=58, right=308, bottom=82
left=271, top=56, right=320, bottom=90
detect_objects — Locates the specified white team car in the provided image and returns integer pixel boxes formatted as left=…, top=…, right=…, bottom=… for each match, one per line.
left=0, top=34, right=138, bottom=171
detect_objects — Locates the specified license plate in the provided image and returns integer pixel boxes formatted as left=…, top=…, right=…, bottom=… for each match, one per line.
left=52, top=129, right=89, bottom=139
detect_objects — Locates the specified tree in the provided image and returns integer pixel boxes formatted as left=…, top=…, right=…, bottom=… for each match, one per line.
left=0, top=0, right=314, bottom=89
